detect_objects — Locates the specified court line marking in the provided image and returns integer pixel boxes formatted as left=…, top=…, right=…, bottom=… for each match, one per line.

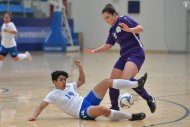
left=144, top=99, right=190, bottom=127
left=0, top=88, right=9, bottom=93
left=0, top=88, right=189, bottom=126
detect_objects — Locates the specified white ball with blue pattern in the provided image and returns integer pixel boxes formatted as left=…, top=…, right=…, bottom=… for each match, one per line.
left=118, top=92, right=134, bottom=108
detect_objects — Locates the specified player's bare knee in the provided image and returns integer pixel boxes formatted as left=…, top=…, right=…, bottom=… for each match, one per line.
left=0, top=56, right=5, bottom=61
left=0, top=57, right=4, bottom=61
left=102, top=79, right=113, bottom=86
left=13, top=57, right=19, bottom=61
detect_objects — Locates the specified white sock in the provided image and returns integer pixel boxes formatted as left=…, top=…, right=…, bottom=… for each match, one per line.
left=0, top=61, right=3, bottom=69
left=108, top=109, right=132, bottom=121
left=18, top=53, right=27, bottom=61
left=112, top=79, right=138, bottom=89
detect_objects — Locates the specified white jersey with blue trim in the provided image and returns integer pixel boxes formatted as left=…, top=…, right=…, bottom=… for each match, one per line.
left=1, top=22, right=17, bottom=48
left=44, top=82, right=84, bottom=118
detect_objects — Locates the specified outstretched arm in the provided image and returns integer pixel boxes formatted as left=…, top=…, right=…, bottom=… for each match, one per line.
left=28, top=101, right=49, bottom=121
left=3, top=29, right=17, bottom=35
left=83, top=44, right=112, bottom=54
left=74, top=60, right=85, bottom=88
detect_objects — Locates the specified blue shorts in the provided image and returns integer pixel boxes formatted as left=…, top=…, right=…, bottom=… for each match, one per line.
left=114, top=49, right=145, bottom=71
left=0, top=45, right=18, bottom=57
left=79, top=90, right=102, bottom=120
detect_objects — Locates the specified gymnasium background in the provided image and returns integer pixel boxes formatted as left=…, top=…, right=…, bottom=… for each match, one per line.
left=0, top=0, right=189, bottom=53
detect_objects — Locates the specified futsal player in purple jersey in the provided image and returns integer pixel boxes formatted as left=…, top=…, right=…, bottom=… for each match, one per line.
left=83, top=4, right=156, bottom=113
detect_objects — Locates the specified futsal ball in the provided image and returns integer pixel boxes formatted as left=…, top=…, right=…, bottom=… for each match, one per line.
left=118, top=93, right=134, bottom=108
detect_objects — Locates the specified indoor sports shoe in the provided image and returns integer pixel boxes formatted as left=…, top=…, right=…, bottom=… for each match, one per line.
left=130, top=112, right=146, bottom=121
left=138, top=73, right=147, bottom=88
left=25, top=51, right=32, bottom=61
left=110, top=106, right=120, bottom=111
left=147, top=96, right=156, bottom=113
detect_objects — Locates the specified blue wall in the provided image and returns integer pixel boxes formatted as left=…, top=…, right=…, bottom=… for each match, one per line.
left=0, top=18, right=51, bottom=51
left=0, top=18, right=78, bottom=51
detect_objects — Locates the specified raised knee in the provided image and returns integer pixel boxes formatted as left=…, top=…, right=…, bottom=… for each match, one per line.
left=102, top=78, right=112, bottom=84
left=0, top=56, right=5, bottom=61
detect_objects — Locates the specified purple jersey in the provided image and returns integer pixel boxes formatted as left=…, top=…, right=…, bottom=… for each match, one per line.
left=106, top=15, right=143, bottom=56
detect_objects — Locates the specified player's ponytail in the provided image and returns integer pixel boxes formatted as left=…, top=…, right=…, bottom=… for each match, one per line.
left=102, top=3, right=118, bottom=15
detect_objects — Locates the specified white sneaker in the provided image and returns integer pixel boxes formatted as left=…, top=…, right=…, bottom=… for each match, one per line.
left=25, top=51, right=32, bottom=61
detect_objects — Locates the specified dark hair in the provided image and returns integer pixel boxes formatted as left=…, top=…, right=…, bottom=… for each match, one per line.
left=4, top=12, right=13, bottom=19
left=102, top=3, right=118, bottom=15
left=51, top=71, right=69, bottom=81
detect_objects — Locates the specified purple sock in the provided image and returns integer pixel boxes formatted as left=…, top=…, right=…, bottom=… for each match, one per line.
left=131, top=78, right=152, bottom=101
left=109, top=87, right=120, bottom=108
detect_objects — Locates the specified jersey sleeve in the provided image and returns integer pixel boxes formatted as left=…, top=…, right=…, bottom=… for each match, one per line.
left=72, top=82, right=78, bottom=90
left=44, top=92, right=54, bottom=104
left=10, top=22, right=17, bottom=32
left=66, top=82, right=78, bottom=90
left=106, top=31, right=115, bottom=45
left=122, top=16, right=139, bottom=28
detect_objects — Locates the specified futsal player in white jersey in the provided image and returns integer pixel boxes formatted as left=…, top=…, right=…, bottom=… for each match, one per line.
left=29, top=60, right=147, bottom=121
left=0, top=12, right=32, bottom=68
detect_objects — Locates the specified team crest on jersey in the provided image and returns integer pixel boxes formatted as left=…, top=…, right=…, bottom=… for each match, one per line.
left=116, top=26, right=121, bottom=33
left=112, top=26, right=121, bottom=39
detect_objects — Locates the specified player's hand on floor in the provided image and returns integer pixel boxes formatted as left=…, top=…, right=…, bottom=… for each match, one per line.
left=28, top=117, right=37, bottom=121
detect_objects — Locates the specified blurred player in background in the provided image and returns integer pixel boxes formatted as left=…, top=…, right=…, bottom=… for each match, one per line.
left=83, top=4, right=156, bottom=113
left=0, top=12, right=32, bottom=69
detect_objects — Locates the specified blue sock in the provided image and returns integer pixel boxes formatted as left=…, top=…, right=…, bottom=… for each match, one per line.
left=131, top=78, right=152, bottom=101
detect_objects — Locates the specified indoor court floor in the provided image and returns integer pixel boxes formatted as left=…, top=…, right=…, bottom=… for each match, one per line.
left=0, top=52, right=190, bottom=127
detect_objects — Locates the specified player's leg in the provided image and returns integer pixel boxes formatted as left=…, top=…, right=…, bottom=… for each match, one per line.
left=131, top=78, right=156, bottom=113
left=0, top=56, right=4, bottom=69
left=16, top=51, right=32, bottom=61
left=123, top=57, right=156, bottom=113
left=109, top=59, right=141, bottom=110
left=81, top=86, right=146, bottom=121
left=88, top=105, right=146, bottom=121
left=109, top=58, right=126, bottom=110
left=0, top=45, right=7, bottom=61
left=109, top=68, right=122, bottom=110
left=93, top=74, right=147, bottom=99
left=121, top=61, right=152, bottom=100
left=0, top=55, right=5, bottom=61
left=0, top=45, right=8, bottom=69
left=9, top=47, right=32, bottom=61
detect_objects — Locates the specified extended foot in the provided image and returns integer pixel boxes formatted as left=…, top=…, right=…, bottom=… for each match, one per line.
left=147, top=96, right=156, bottom=113
left=25, top=51, right=32, bottom=61
left=138, top=73, right=148, bottom=88
left=130, top=112, right=146, bottom=121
